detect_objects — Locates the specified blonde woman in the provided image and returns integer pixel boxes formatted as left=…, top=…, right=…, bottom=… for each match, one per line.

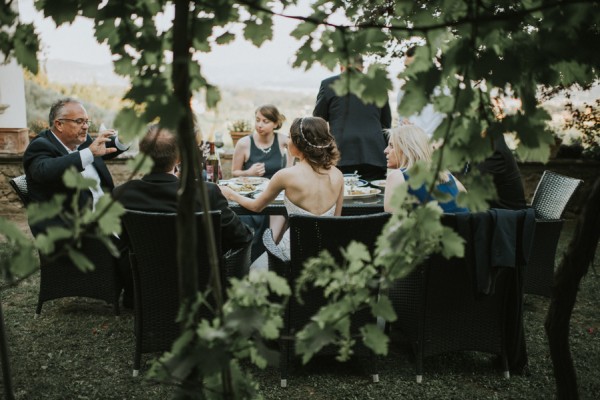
left=383, top=124, right=468, bottom=213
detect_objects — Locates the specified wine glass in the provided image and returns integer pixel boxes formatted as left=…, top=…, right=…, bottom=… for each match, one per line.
left=214, top=131, right=224, bottom=149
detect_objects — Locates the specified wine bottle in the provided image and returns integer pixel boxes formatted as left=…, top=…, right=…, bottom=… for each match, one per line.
left=205, top=142, right=220, bottom=183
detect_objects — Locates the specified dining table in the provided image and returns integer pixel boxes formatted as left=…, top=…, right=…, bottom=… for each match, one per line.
left=228, top=194, right=385, bottom=216
left=223, top=176, right=387, bottom=216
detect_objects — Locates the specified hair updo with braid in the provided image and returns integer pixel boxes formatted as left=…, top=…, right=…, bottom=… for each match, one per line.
left=289, top=116, right=339, bottom=171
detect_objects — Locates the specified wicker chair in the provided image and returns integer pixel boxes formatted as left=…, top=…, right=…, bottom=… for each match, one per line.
left=263, top=212, right=391, bottom=387
left=9, top=175, right=122, bottom=316
left=9, top=175, right=30, bottom=206
left=525, top=171, right=583, bottom=297
left=122, top=210, right=225, bottom=377
left=390, top=212, right=532, bottom=382
left=531, top=170, right=582, bottom=220
left=36, top=239, right=122, bottom=316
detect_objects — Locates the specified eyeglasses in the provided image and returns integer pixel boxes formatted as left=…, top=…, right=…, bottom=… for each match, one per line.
left=58, top=118, right=92, bottom=126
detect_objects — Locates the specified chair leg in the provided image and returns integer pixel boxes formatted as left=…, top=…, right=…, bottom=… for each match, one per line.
left=500, top=352, right=510, bottom=379
left=279, top=340, right=290, bottom=388
left=372, top=374, right=379, bottom=383
left=416, top=343, right=423, bottom=383
left=35, top=299, right=43, bottom=316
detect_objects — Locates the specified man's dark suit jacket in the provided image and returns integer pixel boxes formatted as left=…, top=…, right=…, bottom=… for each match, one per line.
left=313, top=74, right=392, bottom=168
left=23, top=129, right=124, bottom=236
left=112, top=173, right=253, bottom=253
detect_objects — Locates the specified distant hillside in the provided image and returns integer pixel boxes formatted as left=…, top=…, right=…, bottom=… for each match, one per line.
left=44, top=58, right=330, bottom=91
left=45, top=60, right=128, bottom=87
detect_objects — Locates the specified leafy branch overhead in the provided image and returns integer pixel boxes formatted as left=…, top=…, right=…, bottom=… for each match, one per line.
left=1, top=0, right=598, bottom=397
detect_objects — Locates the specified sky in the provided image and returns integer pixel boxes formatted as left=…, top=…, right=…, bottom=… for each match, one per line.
left=16, top=0, right=350, bottom=90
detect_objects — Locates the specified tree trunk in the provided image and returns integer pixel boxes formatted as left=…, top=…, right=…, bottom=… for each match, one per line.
left=172, top=0, right=198, bottom=306
left=0, top=297, right=15, bottom=400
left=545, top=176, right=600, bottom=399
left=172, top=1, right=230, bottom=397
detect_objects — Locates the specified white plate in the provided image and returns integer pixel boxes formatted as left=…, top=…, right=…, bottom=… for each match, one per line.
left=220, top=182, right=256, bottom=195
left=344, top=188, right=381, bottom=199
left=232, top=177, right=269, bottom=185
left=370, top=179, right=386, bottom=190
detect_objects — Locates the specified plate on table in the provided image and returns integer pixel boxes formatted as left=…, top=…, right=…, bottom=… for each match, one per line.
left=343, top=187, right=381, bottom=199
left=225, top=177, right=269, bottom=194
left=370, top=179, right=386, bottom=191
left=232, top=177, right=269, bottom=185
left=220, top=181, right=257, bottom=195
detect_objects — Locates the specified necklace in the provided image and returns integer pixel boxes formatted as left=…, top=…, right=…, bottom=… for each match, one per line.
left=258, top=145, right=272, bottom=154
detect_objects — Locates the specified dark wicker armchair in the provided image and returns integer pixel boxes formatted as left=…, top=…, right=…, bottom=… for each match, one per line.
left=122, top=210, right=225, bottom=377
left=263, top=212, right=391, bottom=387
left=390, top=211, right=533, bottom=382
left=9, top=175, right=30, bottom=206
left=36, top=239, right=122, bottom=316
left=9, top=175, right=122, bottom=316
left=525, top=171, right=583, bottom=297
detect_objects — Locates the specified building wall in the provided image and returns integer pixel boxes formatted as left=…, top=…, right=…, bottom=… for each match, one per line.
left=0, top=60, right=27, bottom=128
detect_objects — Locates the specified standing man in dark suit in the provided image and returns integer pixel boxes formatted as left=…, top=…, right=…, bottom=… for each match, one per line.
left=113, top=125, right=253, bottom=254
left=313, top=56, right=392, bottom=181
left=24, top=97, right=128, bottom=236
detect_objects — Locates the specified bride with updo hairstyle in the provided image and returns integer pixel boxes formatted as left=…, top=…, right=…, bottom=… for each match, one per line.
left=220, top=116, right=344, bottom=271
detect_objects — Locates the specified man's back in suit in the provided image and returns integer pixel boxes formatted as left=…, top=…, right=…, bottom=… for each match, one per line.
left=313, top=74, right=392, bottom=180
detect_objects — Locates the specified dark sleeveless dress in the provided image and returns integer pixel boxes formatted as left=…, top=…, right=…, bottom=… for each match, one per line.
left=241, top=134, right=287, bottom=261
left=242, top=134, right=285, bottom=179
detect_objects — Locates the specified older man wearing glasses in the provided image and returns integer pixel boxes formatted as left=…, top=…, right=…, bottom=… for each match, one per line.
left=23, top=97, right=132, bottom=306
left=24, top=97, right=128, bottom=234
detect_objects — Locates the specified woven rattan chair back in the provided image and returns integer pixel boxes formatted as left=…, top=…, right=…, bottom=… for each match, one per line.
left=264, top=212, right=391, bottom=387
left=10, top=175, right=122, bottom=315
left=531, top=170, right=582, bottom=219
left=525, top=171, right=582, bottom=296
left=390, top=213, right=524, bottom=382
left=36, top=238, right=122, bottom=316
left=122, top=210, right=222, bottom=377
left=9, top=174, right=30, bottom=206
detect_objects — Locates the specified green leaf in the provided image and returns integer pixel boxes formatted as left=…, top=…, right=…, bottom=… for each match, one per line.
left=37, top=1, right=78, bottom=25
left=439, top=228, right=465, bottom=259
left=361, top=323, right=389, bottom=355
left=26, top=194, right=66, bottom=226
left=243, top=18, right=273, bottom=47
left=125, top=153, right=154, bottom=177
left=204, top=85, right=221, bottom=109
left=113, top=107, right=148, bottom=144
left=263, top=271, right=292, bottom=296
left=291, top=21, right=317, bottom=40
left=34, top=226, right=73, bottom=255
left=63, top=167, right=97, bottom=190
left=360, top=65, right=393, bottom=107
left=215, top=32, right=235, bottom=45
left=67, top=247, right=95, bottom=272
left=371, top=295, right=397, bottom=322
left=95, top=195, right=125, bottom=236
left=13, top=23, right=40, bottom=74
left=0, top=218, right=32, bottom=245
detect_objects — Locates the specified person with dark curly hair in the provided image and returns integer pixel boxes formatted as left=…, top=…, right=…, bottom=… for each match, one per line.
left=219, top=116, right=344, bottom=270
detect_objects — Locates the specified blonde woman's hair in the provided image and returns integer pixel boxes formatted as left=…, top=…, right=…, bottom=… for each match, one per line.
left=386, top=124, right=449, bottom=183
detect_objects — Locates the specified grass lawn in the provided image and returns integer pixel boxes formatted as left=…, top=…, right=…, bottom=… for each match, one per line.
left=1, top=219, right=598, bottom=399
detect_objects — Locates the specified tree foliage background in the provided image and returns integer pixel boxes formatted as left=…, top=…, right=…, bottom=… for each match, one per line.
left=1, top=0, right=599, bottom=398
